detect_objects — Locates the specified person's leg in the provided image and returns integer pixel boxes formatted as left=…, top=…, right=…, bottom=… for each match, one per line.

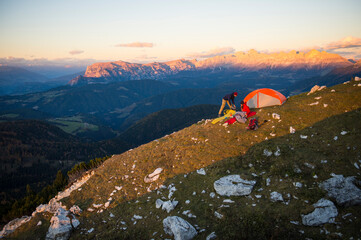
left=218, top=99, right=226, bottom=115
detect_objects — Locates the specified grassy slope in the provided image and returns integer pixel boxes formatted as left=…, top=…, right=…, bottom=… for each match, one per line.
left=8, top=80, right=361, bottom=239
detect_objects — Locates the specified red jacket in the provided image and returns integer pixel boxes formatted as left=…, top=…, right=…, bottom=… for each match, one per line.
left=241, top=103, right=251, bottom=115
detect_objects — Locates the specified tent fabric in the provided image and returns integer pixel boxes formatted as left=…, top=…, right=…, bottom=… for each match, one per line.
left=244, top=88, right=286, bottom=108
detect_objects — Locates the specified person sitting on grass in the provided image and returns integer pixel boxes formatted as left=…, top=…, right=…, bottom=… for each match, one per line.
left=218, top=92, right=237, bottom=117
left=241, top=100, right=256, bottom=118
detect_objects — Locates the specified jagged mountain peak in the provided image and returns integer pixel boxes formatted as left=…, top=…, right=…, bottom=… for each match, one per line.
left=68, top=50, right=353, bottom=86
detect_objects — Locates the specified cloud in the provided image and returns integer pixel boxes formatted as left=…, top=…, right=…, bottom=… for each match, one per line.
left=325, top=36, right=361, bottom=50
left=188, top=47, right=235, bottom=58
left=115, top=42, right=154, bottom=48
left=69, top=50, right=84, bottom=55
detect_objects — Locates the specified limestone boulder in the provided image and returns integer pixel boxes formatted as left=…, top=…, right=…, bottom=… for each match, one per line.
left=163, top=216, right=197, bottom=240
left=302, top=199, right=338, bottom=226
left=45, top=207, right=80, bottom=240
left=214, top=175, right=256, bottom=196
left=320, top=174, right=361, bottom=206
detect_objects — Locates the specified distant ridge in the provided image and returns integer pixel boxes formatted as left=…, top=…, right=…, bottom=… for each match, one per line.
left=68, top=50, right=353, bottom=86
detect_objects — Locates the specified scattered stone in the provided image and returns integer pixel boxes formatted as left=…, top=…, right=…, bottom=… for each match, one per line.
left=69, top=205, right=82, bottom=215
left=115, top=186, right=122, bottom=191
left=255, top=195, right=262, bottom=199
left=37, top=221, right=42, bottom=226
left=270, top=192, right=284, bottom=202
left=309, top=101, right=319, bottom=106
left=304, top=162, right=315, bottom=169
left=45, top=207, right=80, bottom=240
left=274, top=147, right=281, bottom=156
left=93, top=204, right=102, bottom=209
left=214, top=211, right=223, bottom=219
left=354, top=163, right=360, bottom=169
left=263, top=149, right=272, bottom=157
left=223, top=199, right=235, bottom=203
left=355, top=76, right=360, bottom=81
left=272, top=113, right=280, bottom=119
left=307, top=85, right=321, bottom=95
left=321, top=160, right=328, bottom=164
left=300, top=135, right=308, bottom=139
left=206, top=231, right=217, bottom=240
left=341, top=131, right=347, bottom=135
left=334, top=136, right=338, bottom=141
left=293, top=182, right=302, bottom=188
left=302, top=199, right=338, bottom=226
left=185, top=200, right=190, bottom=204
left=162, top=200, right=179, bottom=213
left=320, top=175, right=361, bottom=206
left=290, top=221, right=299, bottom=225
left=290, top=126, right=296, bottom=134
left=214, top=175, right=256, bottom=196
left=196, top=168, right=206, bottom=175
left=88, top=228, right=94, bottom=233
left=182, top=210, right=196, bottom=218
left=144, top=168, right=163, bottom=183
left=323, top=104, right=328, bottom=107
left=110, top=213, right=115, bottom=218
left=266, top=178, right=271, bottom=186
left=156, top=199, right=164, bottom=208
left=163, top=216, right=197, bottom=240
left=0, top=216, right=32, bottom=237
left=132, top=215, right=143, bottom=220
left=87, top=208, right=94, bottom=212
left=168, top=185, right=177, bottom=199
left=209, top=192, right=216, bottom=198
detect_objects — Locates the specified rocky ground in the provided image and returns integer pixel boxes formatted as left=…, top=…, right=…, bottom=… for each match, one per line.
left=2, top=78, right=361, bottom=239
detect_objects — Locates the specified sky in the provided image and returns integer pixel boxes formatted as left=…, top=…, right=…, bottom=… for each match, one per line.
left=1, top=0, right=361, bottom=74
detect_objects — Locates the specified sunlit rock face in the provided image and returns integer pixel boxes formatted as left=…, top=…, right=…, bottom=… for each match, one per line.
left=69, top=50, right=352, bottom=85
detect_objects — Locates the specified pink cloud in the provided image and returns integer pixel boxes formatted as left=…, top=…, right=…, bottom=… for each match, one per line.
left=115, top=42, right=154, bottom=48
left=325, top=36, right=361, bottom=50
left=188, top=47, right=235, bottom=58
left=69, top=50, right=84, bottom=55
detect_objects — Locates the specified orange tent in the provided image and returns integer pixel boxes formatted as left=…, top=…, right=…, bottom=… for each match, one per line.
left=243, top=88, right=286, bottom=108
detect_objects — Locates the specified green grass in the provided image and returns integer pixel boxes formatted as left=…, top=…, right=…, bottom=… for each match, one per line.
left=48, top=115, right=99, bottom=135
left=7, top=80, right=361, bottom=239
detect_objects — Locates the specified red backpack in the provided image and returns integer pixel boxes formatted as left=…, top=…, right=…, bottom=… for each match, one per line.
left=247, top=118, right=258, bottom=130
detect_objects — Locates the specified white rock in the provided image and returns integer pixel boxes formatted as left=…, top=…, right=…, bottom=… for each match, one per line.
left=37, top=221, right=42, bottom=226
left=354, top=162, right=360, bottom=169
left=323, top=104, right=328, bottom=107
left=214, top=175, right=256, bottom=196
left=355, top=76, right=360, bottom=81
left=334, top=136, right=338, bottom=140
left=341, top=131, right=347, bottom=135
left=214, top=211, right=224, bottom=219
left=293, top=182, right=303, bottom=188
left=300, top=135, right=308, bottom=139
left=163, top=216, right=197, bottom=240
left=69, top=205, right=82, bottom=215
left=168, top=186, right=177, bottom=199
left=132, top=215, right=143, bottom=220
left=206, top=231, right=217, bottom=240
left=88, top=228, right=94, bottom=233
left=320, top=175, right=361, bottom=206
left=266, top=178, right=271, bottom=186
left=115, top=186, right=122, bottom=191
left=263, top=149, right=272, bottom=157
left=304, top=162, right=315, bottom=169
left=45, top=207, right=80, bottom=240
left=93, top=204, right=102, bottom=209
left=307, top=85, right=320, bottom=95
left=272, top=113, right=280, bottom=119
left=0, top=216, right=31, bottom=238
left=104, top=201, right=110, bottom=208
left=196, top=168, right=206, bottom=175
left=223, top=199, right=235, bottom=203
left=185, top=200, right=190, bottom=204
left=302, top=199, right=338, bottom=226
left=309, top=101, right=319, bottom=106
left=156, top=199, right=164, bottom=208
left=144, top=168, right=163, bottom=183
left=87, top=208, right=94, bottom=212
left=274, top=147, right=281, bottom=157
left=289, top=126, right=296, bottom=134
left=209, top=192, right=216, bottom=198
left=255, top=195, right=262, bottom=198
left=162, top=200, right=178, bottom=213
left=270, top=192, right=283, bottom=202
left=110, top=213, right=115, bottom=218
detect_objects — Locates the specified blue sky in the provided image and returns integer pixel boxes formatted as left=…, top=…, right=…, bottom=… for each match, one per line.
left=1, top=0, right=361, bottom=68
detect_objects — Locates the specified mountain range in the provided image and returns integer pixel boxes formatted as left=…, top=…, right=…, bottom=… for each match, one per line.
left=68, top=49, right=353, bottom=86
